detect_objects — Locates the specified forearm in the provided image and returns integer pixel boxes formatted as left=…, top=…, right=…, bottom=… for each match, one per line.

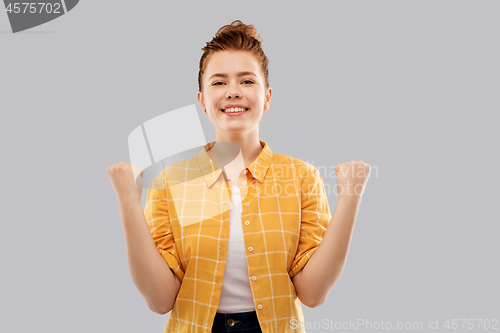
left=294, top=197, right=361, bottom=307
left=117, top=198, right=181, bottom=314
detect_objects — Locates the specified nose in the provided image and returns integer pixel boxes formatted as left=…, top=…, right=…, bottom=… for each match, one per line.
left=225, top=81, right=241, bottom=99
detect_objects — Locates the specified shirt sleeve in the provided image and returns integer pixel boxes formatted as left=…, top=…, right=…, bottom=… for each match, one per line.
left=288, top=164, right=332, bottom=279
left=144, top=168, right=184, bottom=282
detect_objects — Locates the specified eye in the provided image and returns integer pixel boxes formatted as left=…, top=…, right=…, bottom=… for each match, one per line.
left=211, top=80, right=254, bottom=86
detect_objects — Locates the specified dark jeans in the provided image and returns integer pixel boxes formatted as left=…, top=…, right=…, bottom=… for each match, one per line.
left=212, top=310, right=263, bottom=333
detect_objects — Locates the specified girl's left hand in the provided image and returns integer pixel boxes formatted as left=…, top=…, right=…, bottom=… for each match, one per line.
left=335, top=160, right=371, bottom=200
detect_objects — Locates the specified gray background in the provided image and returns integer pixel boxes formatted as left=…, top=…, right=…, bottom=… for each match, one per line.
left=1, top=1, right=498, bottom=332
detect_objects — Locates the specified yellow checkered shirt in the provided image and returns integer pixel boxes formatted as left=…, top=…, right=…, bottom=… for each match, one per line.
left=144, top=140, right=331, bottom=332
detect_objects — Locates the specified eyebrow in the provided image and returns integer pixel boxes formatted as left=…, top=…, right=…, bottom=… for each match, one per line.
left=209, top=71, right=257, bottom=80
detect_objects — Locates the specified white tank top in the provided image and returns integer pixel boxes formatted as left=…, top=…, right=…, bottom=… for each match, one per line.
left=217, top=185, right=255, bottom=313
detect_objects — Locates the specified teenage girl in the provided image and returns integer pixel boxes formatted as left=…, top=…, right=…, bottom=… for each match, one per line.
left=107, top=20, right=371, bottom=333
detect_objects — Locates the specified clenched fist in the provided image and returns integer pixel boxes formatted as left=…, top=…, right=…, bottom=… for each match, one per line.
left=106, top=162, right=144, bottom=202
left=335, top=160, right=371, bottom=200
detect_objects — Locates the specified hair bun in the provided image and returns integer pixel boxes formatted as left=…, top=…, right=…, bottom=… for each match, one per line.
left=215, top=20, right=262, bottom=43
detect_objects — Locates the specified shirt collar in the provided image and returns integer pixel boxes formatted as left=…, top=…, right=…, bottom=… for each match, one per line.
left=197, top=140, right=273, bottom=188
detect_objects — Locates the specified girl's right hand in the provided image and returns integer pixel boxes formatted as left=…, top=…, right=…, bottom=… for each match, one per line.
left=106, top=162, right=144, bottom=202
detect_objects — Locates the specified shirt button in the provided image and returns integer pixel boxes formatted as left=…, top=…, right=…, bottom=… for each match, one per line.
left=244, top=170, right=248, bottom=174
left=257, top=304, right=263, bottom=310
left=245, top=203, right=249, bottom=207
left=242, top=181, right=247, bottom=186
left=245, top=220, right=250, bottom=225
left=251, top=276, right=257, bottom=281
left=248, top=246, right=253, bottom=252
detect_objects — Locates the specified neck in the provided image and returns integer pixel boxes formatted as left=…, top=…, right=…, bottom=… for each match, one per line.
left=212, top=130, right=263, bottom=168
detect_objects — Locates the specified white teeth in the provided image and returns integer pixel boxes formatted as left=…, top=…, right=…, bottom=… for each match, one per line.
left=223, top=107, right=247, bottom=113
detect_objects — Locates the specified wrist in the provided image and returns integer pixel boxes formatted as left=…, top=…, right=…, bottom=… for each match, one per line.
left=337, top=195, right=362, bottom=206
left=118, top=195, right=142, bottom=207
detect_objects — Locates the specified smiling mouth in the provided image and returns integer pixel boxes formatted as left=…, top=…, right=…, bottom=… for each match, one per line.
left=221, top=107, right=249, bottom=113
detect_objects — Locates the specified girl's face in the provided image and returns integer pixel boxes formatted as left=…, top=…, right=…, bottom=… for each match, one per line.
left=197, top=50, right=272, bottom=138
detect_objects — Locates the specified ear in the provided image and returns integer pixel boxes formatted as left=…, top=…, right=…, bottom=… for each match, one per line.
left=264, top=87, right=273, bottom=111
left=197, top=91, right=206, bottom=113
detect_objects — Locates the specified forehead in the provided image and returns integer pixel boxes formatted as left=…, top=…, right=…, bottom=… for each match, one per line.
left=205, top=50, right=261, bottom=78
